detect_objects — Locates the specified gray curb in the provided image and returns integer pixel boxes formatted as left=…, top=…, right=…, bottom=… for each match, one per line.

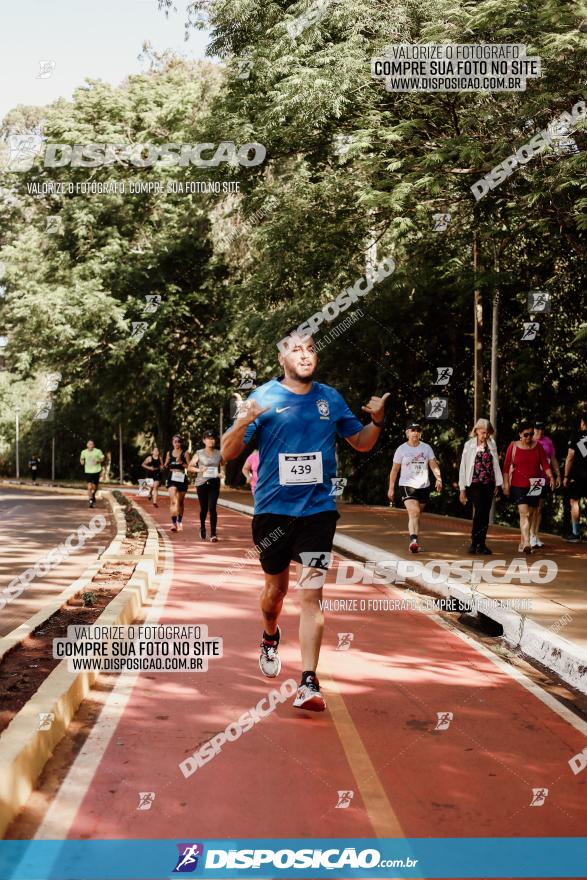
left=0, top=495, right=161, bottom=838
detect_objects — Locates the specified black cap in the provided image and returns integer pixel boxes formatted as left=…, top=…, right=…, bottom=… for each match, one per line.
left=535, top=420, right=545, bottom=428
left=203, top=430, right=215, bottom=438
left=407, top=422, right=422, bottom=430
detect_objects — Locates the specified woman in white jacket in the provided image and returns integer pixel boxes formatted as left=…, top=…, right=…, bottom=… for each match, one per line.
left=458, top=419, right=503, bottom=554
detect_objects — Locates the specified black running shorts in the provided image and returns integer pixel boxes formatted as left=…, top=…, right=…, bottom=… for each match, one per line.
left=400, top=485, right=431, bottom=505
left=510, top=485, right=541, bottom=508
left=251, top=510, right=340, bottom=575
left=85, top=472, right=100, bottom=485
left=166, top=476, right=189, bottom=492
left=568, top=478, right=587, bottom=501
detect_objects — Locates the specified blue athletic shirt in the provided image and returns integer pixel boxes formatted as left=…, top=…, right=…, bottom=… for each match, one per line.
left=238, top=378, right=364, bottom=517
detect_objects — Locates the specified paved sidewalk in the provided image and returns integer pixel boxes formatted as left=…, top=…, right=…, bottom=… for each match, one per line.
left=219, top=489, right=587, bottom=689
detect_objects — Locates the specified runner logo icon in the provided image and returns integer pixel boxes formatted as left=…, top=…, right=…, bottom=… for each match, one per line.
left=522, top=322, right=539, bottom=341
left=299, top=551, right=332, bottom=571
left=329, top=477, right=347, bottom=496
left=38, top=712, right=55, bottom=730
left=336, top=790, right=354, bottom=808
left=173, top=843, right=204, bottom=872
left=336, top=632, right=354, bottom=651
left=425, top=397, right=448, bottom=419
left=435, top=712, right=453, bottom=731
left=433, top=367, right=453, bottom=386
left=137, top=792, right=155, bottom=810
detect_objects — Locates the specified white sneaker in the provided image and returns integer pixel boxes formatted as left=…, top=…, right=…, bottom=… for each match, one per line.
left=530, top=534, right=538, bottom=549
left=293, top=675, right=326, bottom=712
left=259, top=627, right=281, bottom=678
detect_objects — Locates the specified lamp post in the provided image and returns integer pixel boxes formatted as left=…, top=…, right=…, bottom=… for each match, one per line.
left=15, top=405, right=20, bottom=479
left=119, top=421, right=124, bottom=485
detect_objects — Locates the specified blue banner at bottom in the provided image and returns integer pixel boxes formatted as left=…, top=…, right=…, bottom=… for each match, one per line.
left=0, top=838, right=586, bottom=879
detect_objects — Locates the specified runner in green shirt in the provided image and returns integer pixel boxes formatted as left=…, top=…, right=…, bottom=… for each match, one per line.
left=80, top=439, right=104, bottom=508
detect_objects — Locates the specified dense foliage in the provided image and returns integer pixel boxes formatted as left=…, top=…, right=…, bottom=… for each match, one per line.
left=0, top=0, right=585, bottom=527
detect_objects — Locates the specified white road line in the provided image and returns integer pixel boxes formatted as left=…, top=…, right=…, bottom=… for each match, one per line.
left=33, top=523, right=174, bottom=840
left=0, top=505, right=22, bottom=518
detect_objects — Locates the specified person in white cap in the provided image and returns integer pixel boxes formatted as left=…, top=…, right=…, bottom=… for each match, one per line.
left=388, top=422, right=442, bottom=553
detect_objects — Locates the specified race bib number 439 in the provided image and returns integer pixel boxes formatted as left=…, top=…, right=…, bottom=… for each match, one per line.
left=279, top=452, right=323, bottom=485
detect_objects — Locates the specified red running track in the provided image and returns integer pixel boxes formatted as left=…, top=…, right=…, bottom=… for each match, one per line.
left=58, top=496, right=586, bottom=842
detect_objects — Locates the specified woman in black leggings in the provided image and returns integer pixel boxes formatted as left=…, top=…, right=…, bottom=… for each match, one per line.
left=188, top=430, right=223, bottom=542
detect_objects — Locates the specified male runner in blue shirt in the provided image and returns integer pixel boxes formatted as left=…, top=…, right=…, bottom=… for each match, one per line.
left=221, top=330, right=389, bottom=712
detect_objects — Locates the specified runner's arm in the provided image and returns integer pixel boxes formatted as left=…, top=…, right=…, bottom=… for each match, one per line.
left=458, top=446, right=467, bottom=491
left=502, top=443, right=513, bottom=492
left=141, top=455, right=153, bottom=471
left=187, top=454, right=199, bottom=475
left=563, top=448, right=575, bottom=486
left=345, top=392, right=389, bottom=451
left=222, top=421, right=250, bottom=460
left=345, top=421, right=382, bottom=452
left=536, top=444, right=554, bottom=486
left=242, top=459, right=252, bottom=482
left=221, top=400, right=269, bottom=460
left=551, top=453, right=561, bottom=486
left=429, top=457, right=443, bottom=491
left=388, top=462, right=401, bottom=500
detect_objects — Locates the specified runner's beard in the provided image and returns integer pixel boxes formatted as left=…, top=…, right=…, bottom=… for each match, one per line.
left=291, top=366, right=315, bottom=384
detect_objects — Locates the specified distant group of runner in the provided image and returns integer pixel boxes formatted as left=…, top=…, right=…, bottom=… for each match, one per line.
left=70, top=327, right=585, bottom=714
left=76, top=433, right=258, bottom=542
left=144, top=431, right=223, bottom=538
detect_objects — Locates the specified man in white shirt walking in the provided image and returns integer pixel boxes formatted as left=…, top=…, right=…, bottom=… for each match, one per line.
left=388, top=422, right=442, bottom=553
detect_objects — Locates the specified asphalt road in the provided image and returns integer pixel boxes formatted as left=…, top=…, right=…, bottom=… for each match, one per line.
left=0, top=486, right=115, bottom=637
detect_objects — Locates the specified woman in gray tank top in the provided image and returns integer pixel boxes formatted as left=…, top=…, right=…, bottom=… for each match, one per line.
left=188, top=430, right=223, bottom=541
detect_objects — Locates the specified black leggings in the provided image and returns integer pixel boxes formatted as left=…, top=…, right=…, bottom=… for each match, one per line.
left=466, top=482, right=495, bottom=547
left=197, top=479, right=220, bottom=535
